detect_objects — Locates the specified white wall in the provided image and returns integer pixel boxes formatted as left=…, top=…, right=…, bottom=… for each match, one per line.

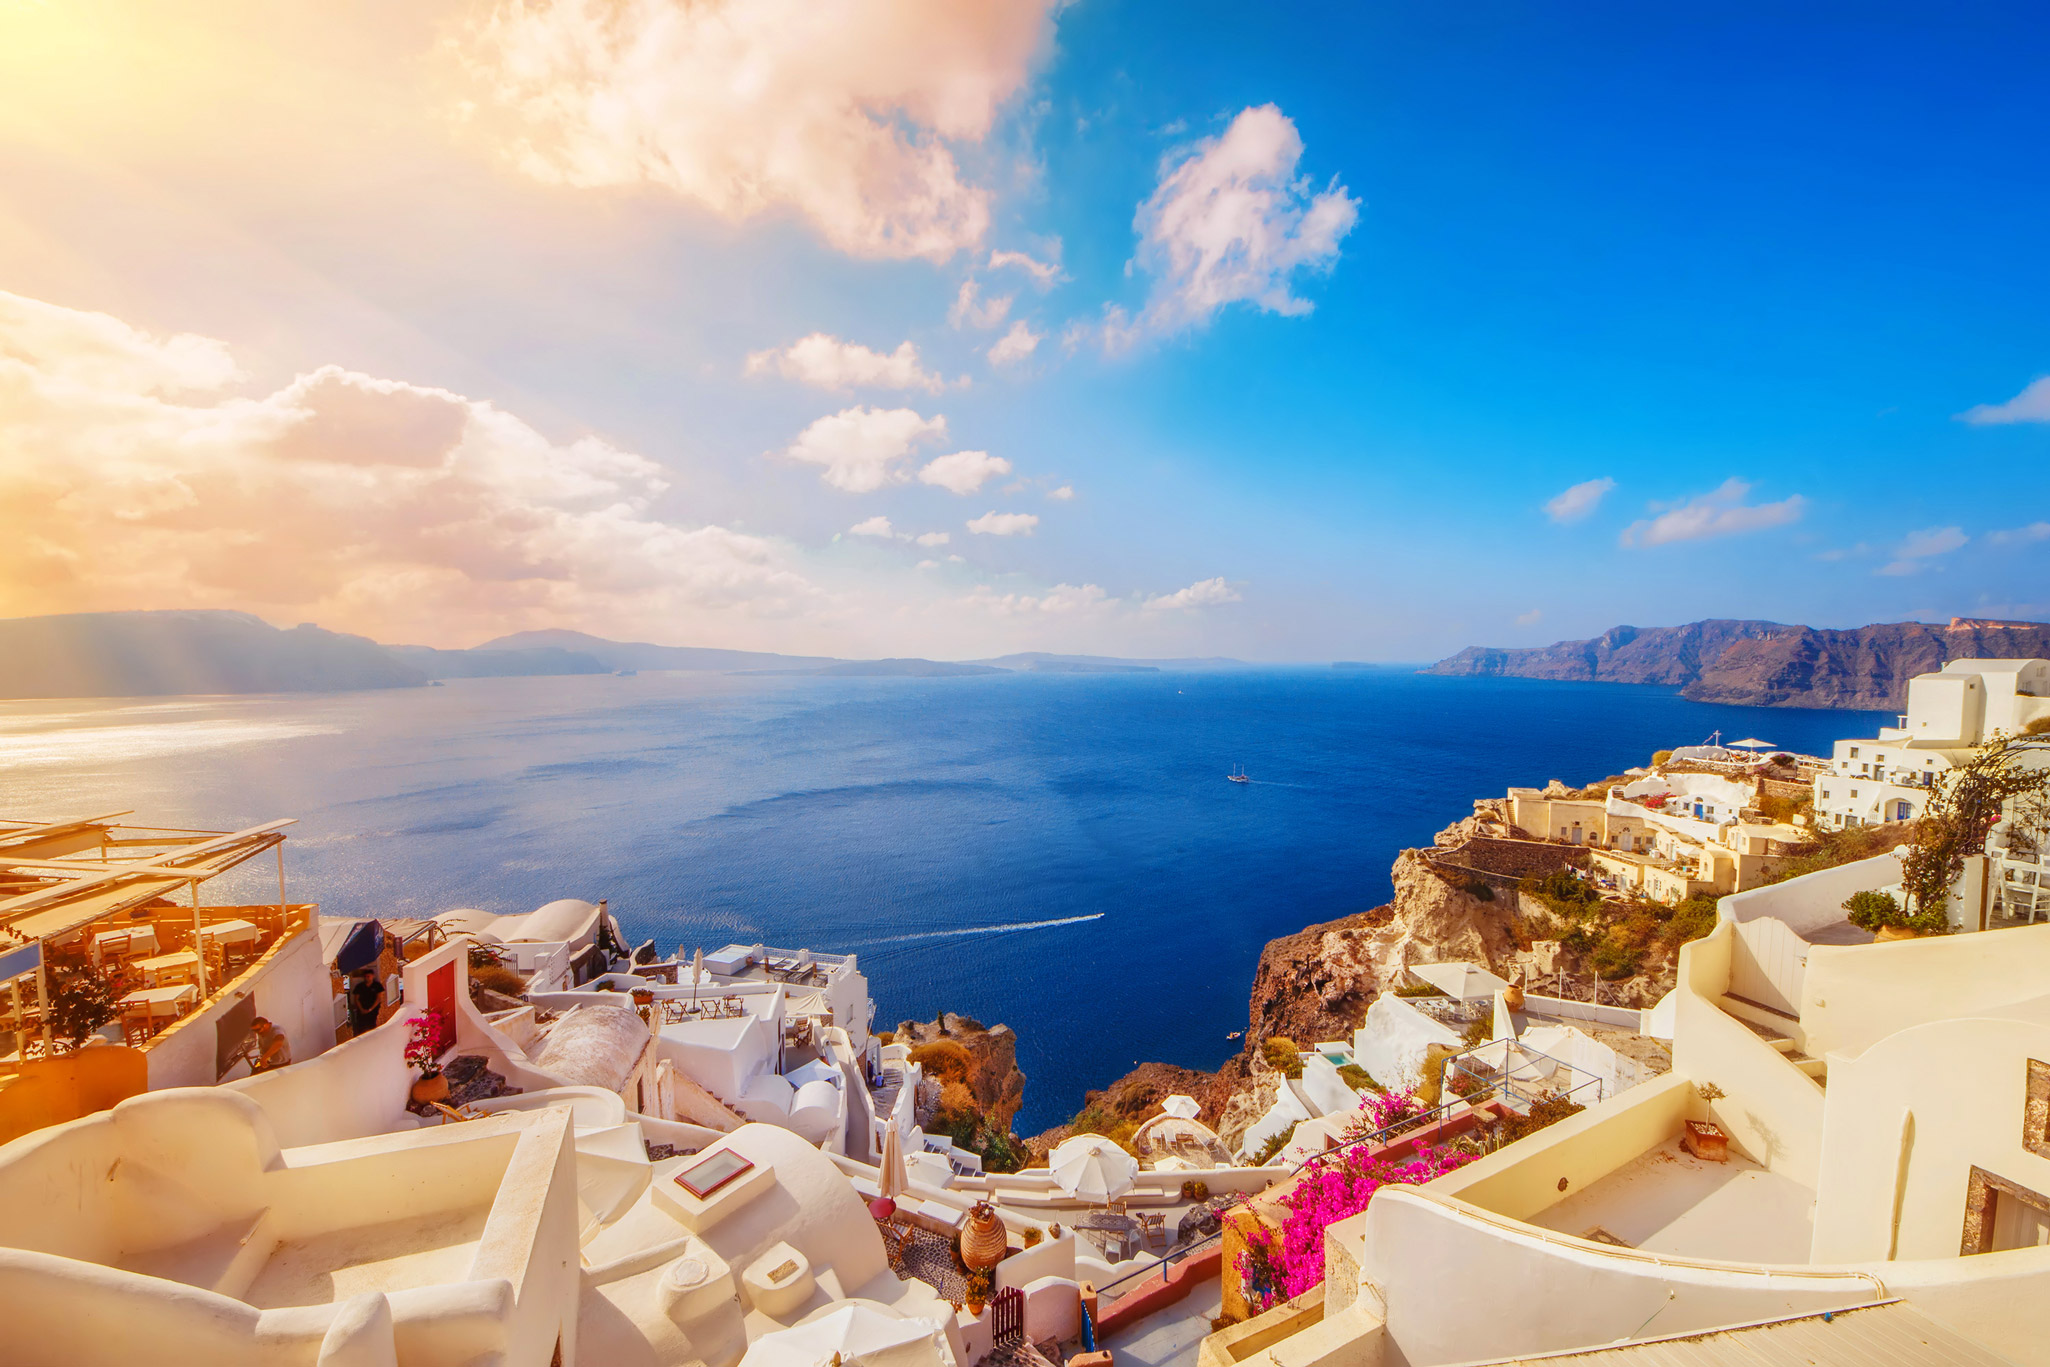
left=1721, top=851, right=1903, bottom=935
left=1813, top=1014, right=2050, bottom=1263
left=1802, top=922, right=2050, bottom=1062
left=1354, top=1188, right=1882, bottom=1366
left=1352, top=995, right=1460, bottom=1094
left=146, top=928, right=334, bottom=1091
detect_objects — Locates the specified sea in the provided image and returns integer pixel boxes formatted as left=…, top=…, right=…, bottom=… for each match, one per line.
left=0, top=668, right=1890, bottom=1134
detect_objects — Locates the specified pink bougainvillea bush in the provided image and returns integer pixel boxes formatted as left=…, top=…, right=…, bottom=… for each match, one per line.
left=1348, top=1086, right=1425, bottom=1139
left=1237, top=1138, right=1472, bottom=1310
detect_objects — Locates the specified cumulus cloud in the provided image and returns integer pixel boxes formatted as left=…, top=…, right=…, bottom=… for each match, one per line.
left=1098, top=104, right=1356, bottom=346
left=1047, top=485, right=1075, bottom=501
left=1958, top=377, right=2050, bottom=425
left=779, top=405, right=946, bottom=492
left=747, top=334, right=943, bottom=392
left=988, top=247, right=1062, bottom=288
left=1876, top=525, right=1968, bottom=576
left=950, top=279, right=1013, bottom=330
left=1619, top=479, right=1806, bottom=548
left=460, top=0, right=1057, bottom=261
left=849, top=515, right=898, bottom=538
left=918, top=450, right=1012, bottom=494
left=916, top=531, right=951, bottom=546
left=986, top=320, right=1041, bottom=368
left=966, top=510, right=1038, bottom=536
left=1544, top=476, right=1615, bottom=524
left=0, top=289, right=813, bottom=643
left=1143, top=577, right=1241, bottom=611
left=1989, top=522, right=2050, bottom=546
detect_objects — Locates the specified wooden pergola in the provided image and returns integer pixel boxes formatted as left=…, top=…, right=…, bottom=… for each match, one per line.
left=0, top=814, right=297, bottom=1056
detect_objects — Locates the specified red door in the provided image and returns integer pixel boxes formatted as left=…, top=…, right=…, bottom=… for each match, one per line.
left=428, top=963, right=456, bottom=1052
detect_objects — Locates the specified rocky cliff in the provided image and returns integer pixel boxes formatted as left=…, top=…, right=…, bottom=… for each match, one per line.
left=1425, top=617, right=2050, bottom=710
left=892, top=1012, right=1028, bottom=1142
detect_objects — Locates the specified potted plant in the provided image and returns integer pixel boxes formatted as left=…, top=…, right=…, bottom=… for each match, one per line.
left=1841, top=890, right=1944, bottom=941
left=407, top=1009, right=450, bottom=1104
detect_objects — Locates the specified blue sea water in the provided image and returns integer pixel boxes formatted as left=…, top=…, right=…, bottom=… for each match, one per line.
left=0, top=669, right=1889, bottom=1133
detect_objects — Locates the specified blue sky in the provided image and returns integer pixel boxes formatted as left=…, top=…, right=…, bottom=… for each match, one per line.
left=0, top=1, right=2045, bottom=659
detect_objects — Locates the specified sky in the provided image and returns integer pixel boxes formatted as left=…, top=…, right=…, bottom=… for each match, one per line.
left=0, top=1, right=2047, bottom=661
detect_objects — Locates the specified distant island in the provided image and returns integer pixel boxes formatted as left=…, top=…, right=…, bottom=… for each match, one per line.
left=1425, top=616, right=2050, bottom=709
left=0, top=611, right=1241, bottom=699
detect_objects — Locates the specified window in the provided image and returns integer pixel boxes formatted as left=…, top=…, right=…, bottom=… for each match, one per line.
left=1850, top=747, right=1861, bottom=758
left=1963, top=1165, right=2050, bottom=1254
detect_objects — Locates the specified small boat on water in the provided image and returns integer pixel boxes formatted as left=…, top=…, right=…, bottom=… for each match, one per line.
left=1228, top=765, right=1250, bottom=784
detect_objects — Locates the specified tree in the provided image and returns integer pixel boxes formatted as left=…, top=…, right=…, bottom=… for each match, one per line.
left=1901, top=735, right=2050, bottom=928
left=47, top=958, right=125, bottom=1050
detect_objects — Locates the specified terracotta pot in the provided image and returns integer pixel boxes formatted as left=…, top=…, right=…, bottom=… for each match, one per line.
left=412, top=1072, right=449, bottom=1105
left=961, top=1201, right=1007, bottom=1271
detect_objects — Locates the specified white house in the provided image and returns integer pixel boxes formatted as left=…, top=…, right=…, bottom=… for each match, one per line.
left=1813, top=658, right=2050, bottom=831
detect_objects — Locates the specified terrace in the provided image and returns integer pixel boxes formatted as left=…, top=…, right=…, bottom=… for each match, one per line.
left=0, top=815, right=309, bottom=1058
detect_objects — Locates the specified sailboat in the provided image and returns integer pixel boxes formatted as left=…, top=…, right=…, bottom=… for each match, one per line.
left=1228, top=764, right=1251, bottom=784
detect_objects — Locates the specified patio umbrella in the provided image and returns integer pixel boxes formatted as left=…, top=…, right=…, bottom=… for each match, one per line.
left=1160, top=1094, right=1201, bottom=1121
left=1049, top=1134, right=1138, bottom=1205
left=691, top=947, right=704, bottom=1004
left=872, top=1120, right=909, bottom=1218
left=739, top=1304, right=948, bottom=1367
left=1726, top=738, right=1777, bottom=749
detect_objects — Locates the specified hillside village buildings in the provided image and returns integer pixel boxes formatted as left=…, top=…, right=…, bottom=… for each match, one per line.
left=3, top=655, right=2050, bottom=1363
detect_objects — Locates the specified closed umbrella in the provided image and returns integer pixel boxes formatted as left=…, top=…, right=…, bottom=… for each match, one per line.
left=1049, top=1134, right=1138, bottom=1205
left=739, top=1304, right=948, bottom=1367
left=691, top=947, right=704, bottom=1005
left=871, top=1119, right=908, bottom=1219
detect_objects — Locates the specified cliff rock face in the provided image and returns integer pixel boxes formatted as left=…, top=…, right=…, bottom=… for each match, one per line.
left=1425, top=617, right=2050, bottom=710
left=893, top=1013, right=1026, bottom=1135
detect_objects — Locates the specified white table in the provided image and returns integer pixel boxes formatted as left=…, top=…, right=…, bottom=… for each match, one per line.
left=133, top=950, right=200, bottom=985
left=198, top=919, right=262, bottom=946
left=94, top=925, right=159, bottom=961
left=120, top=983, right=199, bottom=1017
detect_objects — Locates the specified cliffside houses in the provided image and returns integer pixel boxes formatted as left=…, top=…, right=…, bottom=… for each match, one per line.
left=1203, top=845, right=2050, bottom=1367
left=1501, top=768, right=1807, bottom=905
left=1812, top=657, right=2050, bottom=831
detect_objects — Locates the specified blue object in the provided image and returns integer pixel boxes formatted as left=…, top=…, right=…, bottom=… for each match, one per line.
left=334, top=920, right=384, bottom=977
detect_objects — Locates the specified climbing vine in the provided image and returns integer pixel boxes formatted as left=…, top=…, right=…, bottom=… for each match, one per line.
left=1900, top=734, right=2050, bottom=927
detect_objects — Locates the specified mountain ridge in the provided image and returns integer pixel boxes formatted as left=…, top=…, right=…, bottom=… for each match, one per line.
left=1426, top=617, right=2050, bottom=709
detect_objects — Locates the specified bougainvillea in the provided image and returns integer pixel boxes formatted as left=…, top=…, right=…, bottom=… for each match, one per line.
left=1237, top=1138, right=1472, bottom=1310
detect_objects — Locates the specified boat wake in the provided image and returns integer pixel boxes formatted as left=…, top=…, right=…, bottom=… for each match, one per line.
left=858, top=913, right=1105, bottom=947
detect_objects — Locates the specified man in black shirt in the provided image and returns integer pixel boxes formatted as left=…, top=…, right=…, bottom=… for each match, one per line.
left=347, top=967, right=386, bottom=1037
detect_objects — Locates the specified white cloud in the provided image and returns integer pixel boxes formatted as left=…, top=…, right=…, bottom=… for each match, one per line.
left=916, top=558, right=940, bottom=570
left=1108, top=103, right=1358, bottom=345
left=1989, top=522, right=2050, bottom=546
left=1619, top=479, right=1806, bottom=548
left=0, top=289, right=815, bottom=644
left=1143, top=576, right=1241, bottom=611
left=460, top=0, right=1058, bottom=261
left=1047, top=484, right=1074, bottom=501
left=987, top=320, right=1041, bottom=368
left=747, top=334, right=943, bottom=392
left=917, top=450, right=1012, bottom=495
left=1544, top=476, right=1615, bottom=524
left=964, top=582, right=1110, bottom=615
left=966, top=510, right=1038, bottom=536
left=849, top=515, right=898, bottom=538
left=1876, top=525, right=1968, bottom=576
left=779, top=405, right=946, bottom=492
left=916, top=531, right=951, bottom=546
left=1959, top=377, right=2050, bottom=425
left=1515, top=608, right=1542, bottom=626
left=950, top=279, right=1013, bottom=330
left=988, top=248, right=1062, bottom=288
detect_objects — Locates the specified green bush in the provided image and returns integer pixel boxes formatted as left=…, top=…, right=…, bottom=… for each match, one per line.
left=1336, top=1063, right=1380, bottom=1093
left=1664, top=896, right=1719, bottom=946
left=1523, top=868, right=1602, bottom=918
left=1261, top=1036, right=1304, bottom=1079
left=1840, top=889, right=1945, bottom=935
left=1252, top=1122, right=1299, bottom=1166
left=1460, top=1016, right=1491, bottom=1048
left=1393, top=982, right=1446, bottom=998
left=1489, top=1094, right=1585, bottom=1148
left=1591, top=938, right=1642, bottom=980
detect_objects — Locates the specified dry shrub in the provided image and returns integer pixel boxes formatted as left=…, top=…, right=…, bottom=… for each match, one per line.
left=908, top=1038, right=975, bottom=1082
left=470, top=963, right=528, bottom=998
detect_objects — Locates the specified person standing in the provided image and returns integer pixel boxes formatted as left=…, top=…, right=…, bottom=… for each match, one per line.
left=347, top=967, right=386, bottom=1037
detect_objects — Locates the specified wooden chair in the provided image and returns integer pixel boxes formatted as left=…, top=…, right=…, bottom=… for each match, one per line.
left=1139, top=1212, right=1168, bottom=1249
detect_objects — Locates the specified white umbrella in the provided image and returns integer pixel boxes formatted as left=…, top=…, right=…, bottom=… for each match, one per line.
left=691, top=947, right=704, bottom=1004
left=739, top=1304, right=947, bottom=1367
left=1160, top=1094, right=1201, bottom=1121
left=1049, top=1134, right=1138, bottom=1204
left=878, top=1121, right=908, bottom=1205
left=1727, top=738, right=1777, bottom=749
